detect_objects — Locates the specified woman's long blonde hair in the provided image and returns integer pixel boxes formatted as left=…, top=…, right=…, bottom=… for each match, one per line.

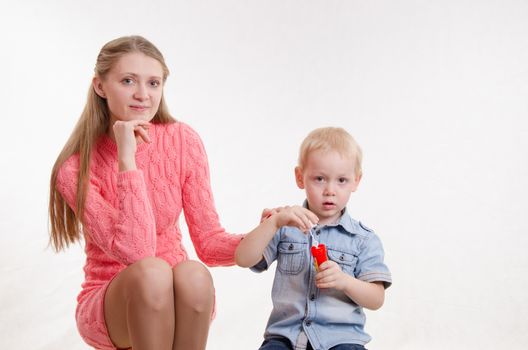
left=49, top=35, right=175, bottom=251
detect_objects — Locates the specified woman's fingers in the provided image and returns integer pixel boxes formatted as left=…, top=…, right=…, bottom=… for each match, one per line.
left=134, top=120, right=151, bottom=129
left=134, top=125, right=151, bottom=143
left=113, top=120, right=151, bottom=142
left=114, top=119, right=151, bottom=128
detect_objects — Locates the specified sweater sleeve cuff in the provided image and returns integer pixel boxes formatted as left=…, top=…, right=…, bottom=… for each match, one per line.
left=117, top=170, right=145, bottom=189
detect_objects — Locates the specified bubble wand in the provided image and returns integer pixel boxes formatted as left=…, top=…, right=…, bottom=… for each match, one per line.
left=309, top=226, right=327, bottom=271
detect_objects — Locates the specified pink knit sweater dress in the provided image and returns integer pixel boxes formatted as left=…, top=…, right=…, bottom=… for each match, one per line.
left=56, top=121, right=243, bottom=350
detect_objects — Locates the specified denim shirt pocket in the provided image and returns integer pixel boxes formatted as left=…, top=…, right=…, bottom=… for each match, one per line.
left=327, top=248, right=358, bottom=275
left=277, top=242, right=307, bottom=275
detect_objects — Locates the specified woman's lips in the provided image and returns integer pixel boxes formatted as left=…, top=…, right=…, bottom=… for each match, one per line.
left=130, top=105, right=149, bottom=112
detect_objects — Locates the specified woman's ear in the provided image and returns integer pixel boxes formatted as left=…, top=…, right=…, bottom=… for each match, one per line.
left=92, top=76, right=106, bottom=98
left=295, top=166, right=305, bottom=189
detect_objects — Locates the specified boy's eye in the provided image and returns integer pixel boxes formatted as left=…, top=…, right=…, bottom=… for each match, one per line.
left=122, top=78, right=134, bottom=85
left=338, top=178, right=348, bottom=184
left=315, top=176, right=324, bottom=182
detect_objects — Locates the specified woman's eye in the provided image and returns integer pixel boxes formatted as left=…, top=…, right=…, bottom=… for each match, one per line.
left=150, top=80, right=161, bottom=87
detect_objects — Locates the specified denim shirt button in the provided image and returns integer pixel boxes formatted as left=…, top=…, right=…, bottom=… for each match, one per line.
left=288, top=244, right=294, bottom=250
left=310, top=294, right=315, bottom=301
left=315, top=229, right=321, bottom=235
left=339, top=254, right=345, bottom=261
left=305, top=321, right=312, bottom=326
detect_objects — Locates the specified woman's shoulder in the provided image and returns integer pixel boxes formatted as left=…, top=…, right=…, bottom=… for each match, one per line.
left=59, top=153, right=80, bottom=173
left=55, top=153, right=80, bottom=187
left=155, top=120, right=199, bottom=134
left=154, top=120, right=203, bottom=146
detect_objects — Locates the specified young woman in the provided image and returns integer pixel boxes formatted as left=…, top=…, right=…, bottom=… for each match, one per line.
left=49, top=35, right=244, bottom=350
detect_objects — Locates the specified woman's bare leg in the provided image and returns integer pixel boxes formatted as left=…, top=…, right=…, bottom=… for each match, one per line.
left=172, top=260, right=215, bottom=350
left=104, top=257, right=175, bottom=350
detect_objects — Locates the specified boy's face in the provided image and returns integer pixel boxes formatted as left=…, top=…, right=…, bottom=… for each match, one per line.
left=295, top=149, right=361, bottom=225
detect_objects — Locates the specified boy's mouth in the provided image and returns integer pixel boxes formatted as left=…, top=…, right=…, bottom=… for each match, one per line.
left=322, top=201, right=336, bottom=209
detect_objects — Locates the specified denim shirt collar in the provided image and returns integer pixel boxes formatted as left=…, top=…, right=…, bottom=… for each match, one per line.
left=302, top=199, right=359, bottom=236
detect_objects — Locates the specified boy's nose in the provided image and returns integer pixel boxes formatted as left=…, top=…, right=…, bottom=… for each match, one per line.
left=323, top=184, right=336, bottom=196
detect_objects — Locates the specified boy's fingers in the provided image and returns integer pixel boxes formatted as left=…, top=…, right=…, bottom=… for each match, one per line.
left=316, top=268, right=330, bottom=279
left=304, top=209, right=319, bottom=224
left=319, top=261, right=331, bottom=270
left=317, top=282, right=333, bottom=289
left=291, top=212, right=308, bottom=231
left=300, top=215, right=312, bottom=231
left=299, top=208, right=318, bottom=227
left=317, top=273, right=336, bottom=284
left=300, top=209, right=317, bottom=230
left=261, top=208, right=272, bottom=220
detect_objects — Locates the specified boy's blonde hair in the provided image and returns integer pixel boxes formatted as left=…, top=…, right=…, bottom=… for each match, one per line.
left=298, top=127, right=363, bottom=177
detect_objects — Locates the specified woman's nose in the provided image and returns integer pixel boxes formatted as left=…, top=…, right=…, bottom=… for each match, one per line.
left=134, top=84, right=149, bottom=101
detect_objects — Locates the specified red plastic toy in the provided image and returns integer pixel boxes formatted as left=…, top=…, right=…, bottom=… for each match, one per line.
left=311, top=244, right=327, bottom=271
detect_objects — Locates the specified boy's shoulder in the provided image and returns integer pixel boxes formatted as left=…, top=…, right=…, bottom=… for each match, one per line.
left=339, top=215, right=387, bottom=260
left=358, top=220, right=374, bottom=233
left=340, top=213, right=376, bottom=239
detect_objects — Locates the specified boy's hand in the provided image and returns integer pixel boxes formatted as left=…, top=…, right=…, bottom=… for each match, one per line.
left=315, top=260, right=350, bottom=291
left=273, top=205, right=318, bottom=233
left=236, top=206, right=317, bottom=268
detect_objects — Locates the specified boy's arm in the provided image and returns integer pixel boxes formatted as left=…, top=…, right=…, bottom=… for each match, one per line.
left=341, top=275, right=385, bottom=310
left=316, top=262, right=385, bottom=310
left=235, top=206, right=318, bottom=268
left=235, top=216, right=281, bottom=268
left=316, top=231, right=391, bottom=310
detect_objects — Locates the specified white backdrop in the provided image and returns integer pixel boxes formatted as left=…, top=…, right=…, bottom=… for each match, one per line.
left=1, top=1, right=527, bottom=349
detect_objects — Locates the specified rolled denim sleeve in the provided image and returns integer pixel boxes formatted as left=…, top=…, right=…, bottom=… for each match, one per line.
left=250, top=227, right=282, bottom=272
left=355, top=233, right=392, bottom=288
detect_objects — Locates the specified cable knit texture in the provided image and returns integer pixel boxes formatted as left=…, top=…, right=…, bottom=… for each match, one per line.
left=56, top=121, right=243, bottom=302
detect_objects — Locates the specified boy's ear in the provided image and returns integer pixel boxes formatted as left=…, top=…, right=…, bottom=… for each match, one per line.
left=351, top=173, right=362, bottom=192
left=295, top=166, right=305, bottom=189
left=92, top=76, right=106, bottom=99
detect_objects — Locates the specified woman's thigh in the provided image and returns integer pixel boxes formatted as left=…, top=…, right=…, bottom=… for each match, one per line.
left=104, top=257, right=173, bottom=348
left=172, top=260, right=214, bottom=310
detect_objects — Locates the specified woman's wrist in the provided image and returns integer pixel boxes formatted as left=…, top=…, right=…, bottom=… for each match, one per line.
left=118, top=157, right=137, bottom=172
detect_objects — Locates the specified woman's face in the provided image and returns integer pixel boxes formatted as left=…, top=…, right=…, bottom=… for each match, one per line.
left=93, top=52, right=164, bottom=125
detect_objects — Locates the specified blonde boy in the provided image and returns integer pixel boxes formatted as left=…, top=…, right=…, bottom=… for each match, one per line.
left=236, top=127, right=392, bottom=350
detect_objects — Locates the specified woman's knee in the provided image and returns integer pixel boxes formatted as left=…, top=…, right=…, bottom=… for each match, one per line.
left=172, top=260, right=214, bottom=312
left=125, top=257, right=174, bottom=310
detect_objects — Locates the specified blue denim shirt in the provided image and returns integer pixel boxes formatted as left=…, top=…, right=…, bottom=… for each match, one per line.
left=251, top=207, right=392, bottom=350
